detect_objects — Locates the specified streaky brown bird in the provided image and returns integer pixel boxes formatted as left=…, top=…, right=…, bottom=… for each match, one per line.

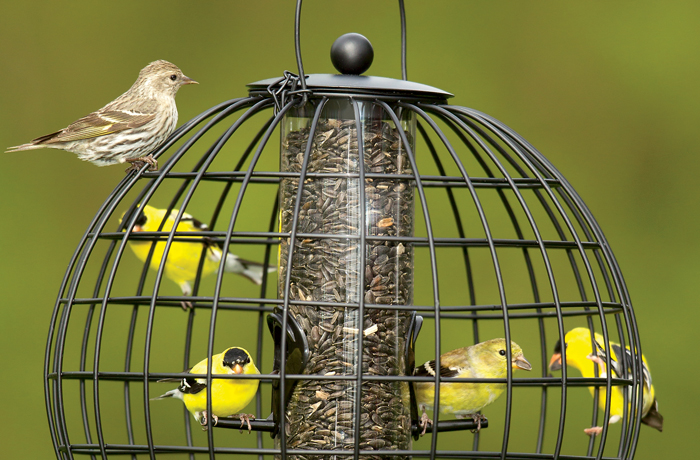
left=6, top=60, right=197, bottom=172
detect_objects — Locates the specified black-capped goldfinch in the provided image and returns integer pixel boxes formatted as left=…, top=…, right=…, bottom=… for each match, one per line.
left=153, top=347, right=260, bottom=431
left=413, top=338, right=532, bottom=435
left=549, top=327, right=663, bottom=436
left=121, top=205, right=275, bottom=309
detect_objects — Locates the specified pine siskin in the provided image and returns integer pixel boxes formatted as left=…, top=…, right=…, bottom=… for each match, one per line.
left=6, top=60, right=197, bottom=172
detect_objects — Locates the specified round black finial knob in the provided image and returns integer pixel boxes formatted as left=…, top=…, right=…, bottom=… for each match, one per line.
left=330, top=33, right=374, bottom=75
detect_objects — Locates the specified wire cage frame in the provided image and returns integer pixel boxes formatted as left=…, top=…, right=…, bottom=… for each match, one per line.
left=43, top=3, right=649, bottom=460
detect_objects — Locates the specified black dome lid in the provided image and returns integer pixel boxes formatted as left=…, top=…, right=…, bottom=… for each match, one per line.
left=248, top=74, right=453, bottom=102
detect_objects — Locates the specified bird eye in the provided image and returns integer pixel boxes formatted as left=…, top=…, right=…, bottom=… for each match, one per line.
left=499, top=350, right=506, bottom=356
left=170, top=74, right=177, bottom=81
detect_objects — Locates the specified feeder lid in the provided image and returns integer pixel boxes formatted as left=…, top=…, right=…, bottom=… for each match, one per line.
left=248, top=74, right=453, bottom=101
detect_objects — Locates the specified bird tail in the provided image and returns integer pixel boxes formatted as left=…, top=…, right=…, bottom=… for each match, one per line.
left=224, top=254, right=276, bottom=285
left=641, top=401, right=663, bottom=432
left=151, top=389, right=183, bottom=401
left=5, top=143, right=46, bottom=153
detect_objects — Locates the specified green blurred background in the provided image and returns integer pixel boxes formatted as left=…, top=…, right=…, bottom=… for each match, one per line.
left=1, top=1, right=698, bottom=459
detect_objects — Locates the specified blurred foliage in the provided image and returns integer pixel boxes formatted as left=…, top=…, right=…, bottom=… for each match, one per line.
left=1, top=1, right=698, bottom=459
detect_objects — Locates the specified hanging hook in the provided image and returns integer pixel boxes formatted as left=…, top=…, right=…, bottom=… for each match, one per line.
left=294, top=0, right=309, bottom=106
left=399, top=0, right=408, bottom=80
left=265, top=71, right=311, bottom=114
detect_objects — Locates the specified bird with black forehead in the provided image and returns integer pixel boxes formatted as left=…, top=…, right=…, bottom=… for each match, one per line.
left=153, top=347, right=260, bottom=432
left=549, top=327, right=662, bottom=436
left=413, top=338, right=531, bottom=436
left=121, top=205, right=276, bottom=310
left=6, top=60, right=197, bottom=172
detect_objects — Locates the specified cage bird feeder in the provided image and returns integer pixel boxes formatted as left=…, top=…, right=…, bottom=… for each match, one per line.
left=45, top=3, right=649, bottom=460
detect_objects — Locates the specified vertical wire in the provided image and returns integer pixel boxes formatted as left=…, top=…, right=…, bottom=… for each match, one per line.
left=444, top=110, right=589, bottom=452
left=257, top=195, right=279, bottom=460
left=124, top=100, right=274, bottom=457
left=78, top=305, right=97, bottom=460
left=44, top=298, right=64, bottom=460
left=409, top=106, right=515, bottom=460
left=189, top=114, right=277, bottom=459
left=444, top=105, right=606, bottom=455
left=475, top=106, right=639, bottom=456
left=121, top=100, right=259, bottom=457
left=123, top=306, right=139, bottom=458
left=399, top=0, right=407, bottom=80
left=416, top=121, right=484, bottom=450
left=377, top=100, right=441, bottom=460
left=116, top=98, right=268, bottom=459
left=203, top=100, right=293, bottom=456
left=439, top=113, right=549, bottom=452
left=410, top=103, right=566, bottom=459
left=351, top=98, right=367, bottom=460
left=552, top=177, right=639, bottom=457
left=294, top=0, right=307, bottom=95
left=45, top=97, right=253, bottom=460
left=51, top=183, right=136, bottom=460
left=182, top=306, right=196, bottom=460
left=279, top=98, right=328, bottom=459
left=439, top=104, right=574, bottom=457
left=456, top=106, right=618, bottom=460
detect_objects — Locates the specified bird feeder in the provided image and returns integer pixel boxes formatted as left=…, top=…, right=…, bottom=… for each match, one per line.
left=44, top=2, right=649, bottom=460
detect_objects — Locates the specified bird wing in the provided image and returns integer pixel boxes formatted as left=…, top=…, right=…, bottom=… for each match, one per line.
left=595, top=341, right=652, bottom=393
left=34, top=108, right=156, bottom=144
left=177, top=376, right=207, bottom=395
left=414, top=359, right=461, bottom=378
left=156, top=368, right=207, bottom=396
left=176, top=214, right=221, bottom=256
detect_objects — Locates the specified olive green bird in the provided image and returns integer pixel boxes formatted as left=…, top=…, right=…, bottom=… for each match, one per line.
left=413, top=338, right=532, bottom=435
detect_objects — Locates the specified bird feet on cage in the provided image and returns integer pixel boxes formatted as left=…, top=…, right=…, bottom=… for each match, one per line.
left=584, top=426, right=604, bottom=436
left=418, top=411, right=433, bottom=436
left=586, top=353, right=606, bottom=369
left=180, top=300, right=194, bottom=311
left=124, top=155, right=158, bottom=173
left=124, top=159, right=146, bottom=173
left=461, top=413, right=486, bottom=433
left=230, top=413, right=255, bottom=433
left=140, top=154, right=158, bottom=171
left=198, top=411, right=219, bottom=430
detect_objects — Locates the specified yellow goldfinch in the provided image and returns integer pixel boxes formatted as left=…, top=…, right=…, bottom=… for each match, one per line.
left=549, top=327, right=663, bottom=436
left=413, top=338, right=532, bottom=435
left=121, top=205, right=275, bottom=309
left=153, top=347, right=260, bottom=431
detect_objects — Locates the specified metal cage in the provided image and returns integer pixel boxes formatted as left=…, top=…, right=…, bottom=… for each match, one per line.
left=44, top=2, right=647, bottom=460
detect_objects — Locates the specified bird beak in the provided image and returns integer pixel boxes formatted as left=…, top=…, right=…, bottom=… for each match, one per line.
left=181, top=75, right=198, bottom=85
left=513, top=355, right=532, bottom=371
left=133, top=225, right=142, bottom=232
left=548, top=352, right=563, bottom=371
left=233, top=364, right=244, bottom=374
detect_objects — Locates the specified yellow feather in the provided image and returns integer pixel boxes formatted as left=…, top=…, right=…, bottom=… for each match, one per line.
left=551, top=327, right=662, bottom=433
left=414, top=338, right=531, bottom=418
left=121, top=205, right=221, bottom=297
left=182, top=348, right=260, bottom=419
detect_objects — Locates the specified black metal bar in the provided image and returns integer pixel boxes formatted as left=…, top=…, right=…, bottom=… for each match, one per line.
left=62, top=443, right=631, bottom=459
left=350, top=98, right=367, bottom=460
left=294, top=0, right=307, bottom=103
left=455, top=106, right=626, bottom=459
left=136, top=169, right=563, bottom=185
left=214, top=418, right=276, bottom=432
left=377, top=100, right=443, bottom=459
left=44, top=64, right=645, bottom=460
left=278, top=97, right=328, bottom=458
left=399, top=0, right=407, bottom=80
